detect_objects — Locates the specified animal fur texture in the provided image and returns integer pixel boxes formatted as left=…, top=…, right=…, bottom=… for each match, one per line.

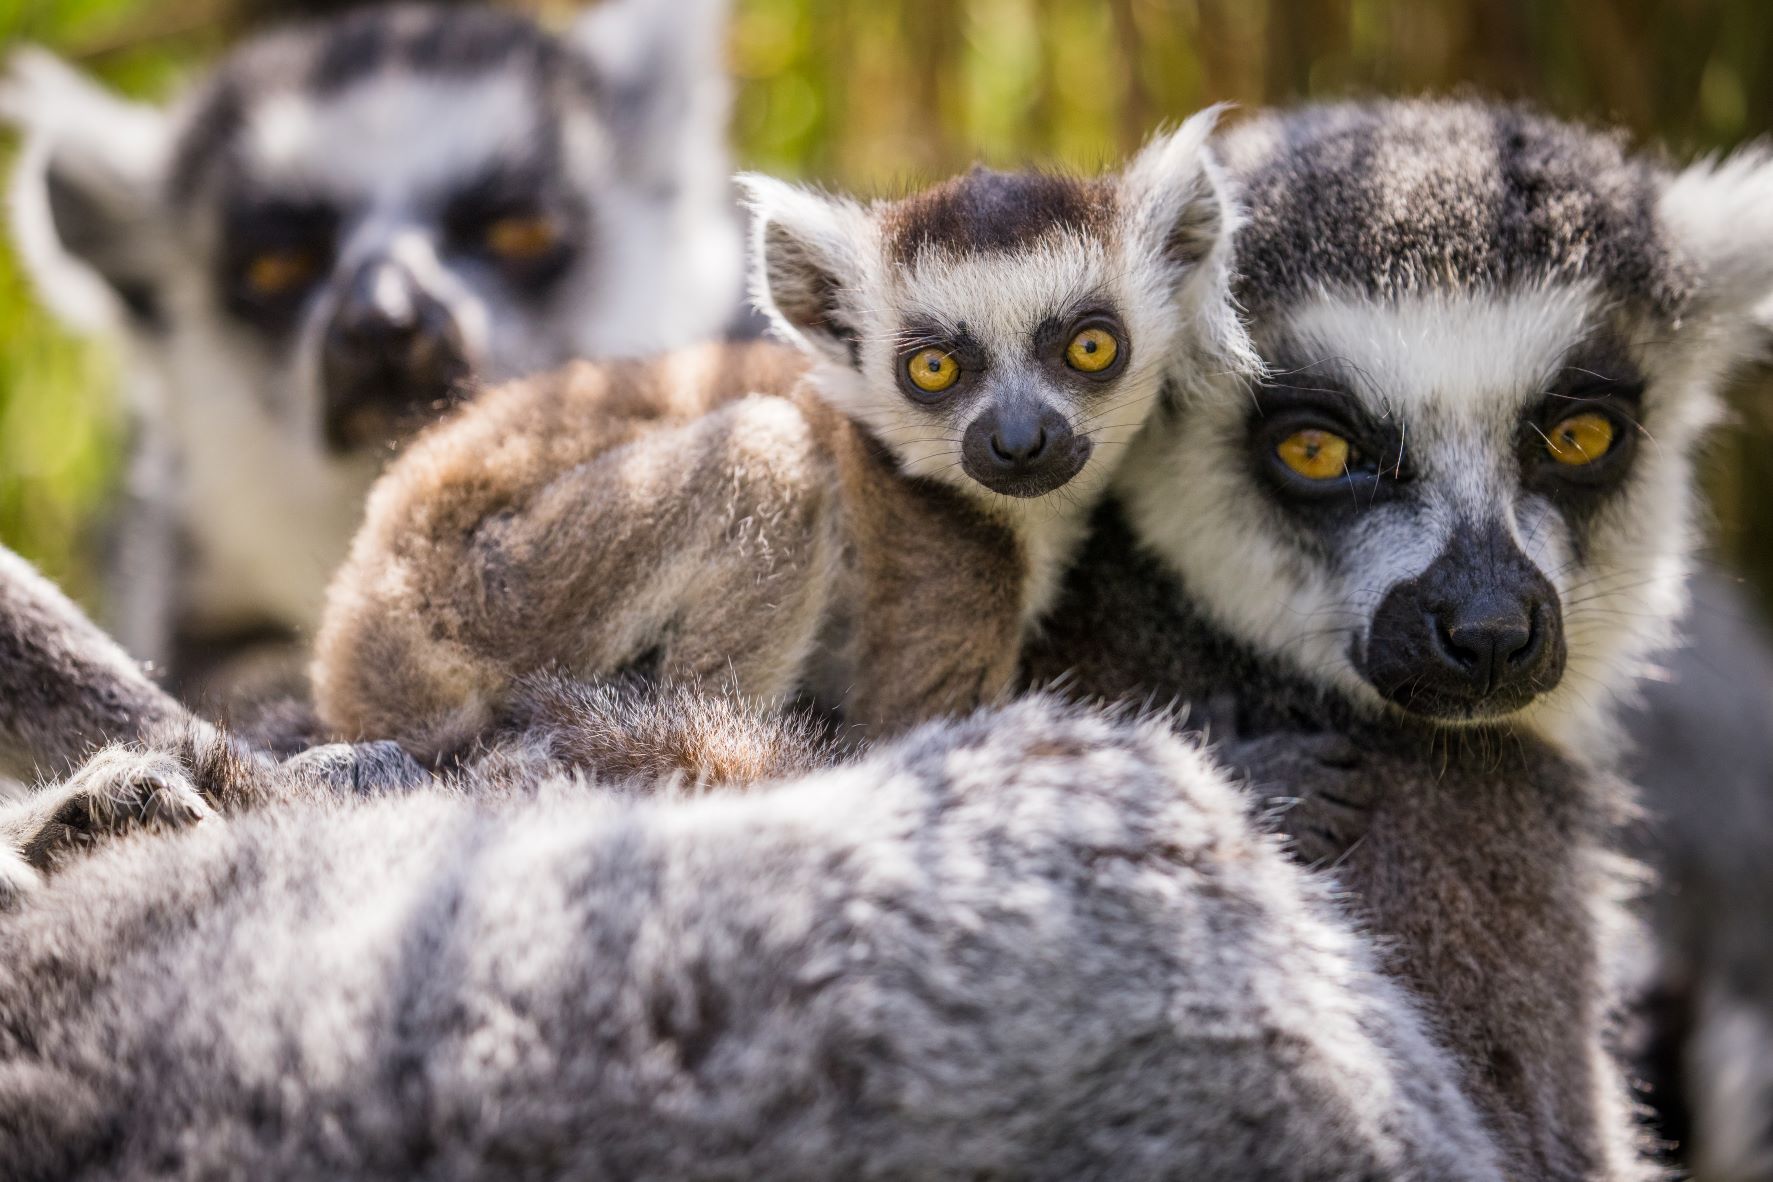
left=0, top=690, right=1509, bottom=1182
left=1, top=0, right=744, bottom=695
left=1027, top=97, right=1773, bottom=1181
left=1024, top=508, right=1651, bottom=1182
left=0, top=544, right=188, bottom=784
left=314, top=115, right=1251, bottom=755
left=1621, top=569, right=1773, bottom=1182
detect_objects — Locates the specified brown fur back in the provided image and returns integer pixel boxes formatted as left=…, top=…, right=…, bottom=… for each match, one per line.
left=314, top=340, right=1027, bottom=759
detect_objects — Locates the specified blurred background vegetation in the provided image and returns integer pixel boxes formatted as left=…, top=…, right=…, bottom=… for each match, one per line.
left=3, top=0, right=1773, bottom=608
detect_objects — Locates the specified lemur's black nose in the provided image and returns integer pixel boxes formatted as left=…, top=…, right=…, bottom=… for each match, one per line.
left=321, top=257, right=470, bottom=454
left=1358, top=519, right=1566, bottom=719
left=960, top=403, right=1088, bottom=498
left=989, top=415, right=1049, bottom=465
left=1436, top=595, right=1548, bottom=695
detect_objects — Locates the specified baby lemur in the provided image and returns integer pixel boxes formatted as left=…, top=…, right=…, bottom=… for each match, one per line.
left=1027, top=99, right=1773, bottom=1181
left=313, top=111, right=1251, bottom=756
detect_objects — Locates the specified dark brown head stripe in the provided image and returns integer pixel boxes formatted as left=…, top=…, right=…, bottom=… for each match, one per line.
left=168, top=6, right=594, bottom=204
left=881, top=167, right=1117, bottom=265
left=1221, top=99, right=1694, bottom=322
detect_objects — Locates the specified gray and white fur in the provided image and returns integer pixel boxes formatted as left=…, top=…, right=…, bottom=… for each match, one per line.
left=1, top=0, right=744, bottom=698
left=1030, top=98, right=1773, bottom=1181
left=0, top=664, right=1509, bottom=1180
left=1620, top=569, right=1773, bottom=1182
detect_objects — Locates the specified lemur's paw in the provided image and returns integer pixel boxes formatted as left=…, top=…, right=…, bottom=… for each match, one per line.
left=1211, top=728, right=1375, bottom=870
left=22, top=748, right=215, bottom=869
left=282, top=741, right=431, bottom=797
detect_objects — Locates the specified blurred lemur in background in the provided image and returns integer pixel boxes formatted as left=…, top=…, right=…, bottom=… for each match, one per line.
left=1, top=0, right=744, bottom=706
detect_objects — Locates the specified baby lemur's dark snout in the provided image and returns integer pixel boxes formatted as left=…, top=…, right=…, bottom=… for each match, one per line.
left=322, top=257, right=472, bottom=454
left=961, top=402, right=1091, bottom=498
left=1359, top=520, right=1566, bottom=719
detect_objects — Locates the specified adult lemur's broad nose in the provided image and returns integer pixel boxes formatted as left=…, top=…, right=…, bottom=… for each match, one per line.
left=1358, top=520, right=1566, bottom=719
left=321, top=257, right=470, bottom=453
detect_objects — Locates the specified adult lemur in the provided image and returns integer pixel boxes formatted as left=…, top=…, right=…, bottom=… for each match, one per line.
left=0, top=542, right=1509, bottom=1181
left=1022, top=100, right=1773, bottom=1181
left=312, top=113, right=1251, bottom=752
left=2, top=0, right=742, bottom=698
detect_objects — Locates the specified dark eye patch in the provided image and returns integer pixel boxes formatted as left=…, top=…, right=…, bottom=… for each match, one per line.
left=439, top=161, right=586, bottom=298
left=1032, top=302, right=1130, bottom=386
left=1521, top=344, right=1646, bottom=498
left=1247, top=358, right=1410, bottom=515
left=217, top=195, right=341, bottom=335
left=894, top=317, right=984, bottom=405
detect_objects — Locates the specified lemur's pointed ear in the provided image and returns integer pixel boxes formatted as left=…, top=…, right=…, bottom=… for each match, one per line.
left=1661, top=147, right=1773, bottom=330
left=1120, top=105, right=1235, bottom=285
left=739, top=174, right=873, bottom=368
left=569, top=0, right=734, bottom=197
left=1, top=49, right=172, bottom=332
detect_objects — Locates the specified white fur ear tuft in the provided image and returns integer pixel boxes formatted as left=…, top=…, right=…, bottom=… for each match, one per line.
left=1, top=48, right=172, bottom=332
left=568, top=0, right=734, bottom=196
left=1661, top=146, right=1773, bottom=325
left=1120, top=104, right=1234, bottom=278
left=738, top=173, right=873, bottom=368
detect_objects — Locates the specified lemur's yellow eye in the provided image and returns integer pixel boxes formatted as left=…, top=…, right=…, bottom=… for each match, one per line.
left=1545, top=412, right=1615, bottom=466
left=485, top=214, right=559, bottom=262
left=1066, top=326, right=1119, bottom=373
left=245, top=249, right=319, bottom=298
left=1276, top=429, right=1352, bottom=481
left=906, top=348, right=961, bottom=394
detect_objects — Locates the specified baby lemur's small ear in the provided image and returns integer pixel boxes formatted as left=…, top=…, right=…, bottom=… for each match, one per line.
left=739, top=174, right=874, bottom=368
left=1120, top=105, right=1236, bottom=285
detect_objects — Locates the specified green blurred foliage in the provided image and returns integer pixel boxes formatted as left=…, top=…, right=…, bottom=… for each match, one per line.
left=4, top=0, right=1773, bottom=605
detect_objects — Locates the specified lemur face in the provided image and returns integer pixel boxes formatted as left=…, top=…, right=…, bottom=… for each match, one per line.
left=6, top=1, right=742, bottom=460
left=1126, top=101, right=1773, bottom=746
left=744, top=111, right=1251, bottom=517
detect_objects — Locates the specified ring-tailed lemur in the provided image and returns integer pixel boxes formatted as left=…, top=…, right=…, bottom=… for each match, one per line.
left=1025, top=99, right=1773, bottom=1182
left=0, top=543, right=1506, bottom=1179
left=311, top=112, right=1253, bottom=755
left=1, top=0, right=743, bottom=702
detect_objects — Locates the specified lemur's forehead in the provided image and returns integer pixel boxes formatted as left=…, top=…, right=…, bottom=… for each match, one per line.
left=1267, top=286, right=1610, bottom=426
left=1221, top=99, right=1694, bottom=322
left=890, top=233, right=1119, bottom=346
left=879, top=168, right=1118, bottom=266
left=167, top=6, right=595, bottom=206
left=234, top=74, right=548, bottom=206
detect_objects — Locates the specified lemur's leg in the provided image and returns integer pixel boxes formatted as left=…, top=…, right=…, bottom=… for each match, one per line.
left=0, top=544, right=188, bottom=782
left=0, top=545, right=425, bottom=894
left=315, top=395, right=841, bottom=760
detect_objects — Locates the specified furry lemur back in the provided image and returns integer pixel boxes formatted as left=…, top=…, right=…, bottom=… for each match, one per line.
left=0, top=540, right=1513, bottom=1178
left=1, top=0, right=744, bottom=698
left=313, top=113, right=1253, bottom=755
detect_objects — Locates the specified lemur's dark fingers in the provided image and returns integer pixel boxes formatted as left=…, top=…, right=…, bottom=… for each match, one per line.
left=0, top=545, right=191, bottom=780
left=0, top=745, right=214, bottom=872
